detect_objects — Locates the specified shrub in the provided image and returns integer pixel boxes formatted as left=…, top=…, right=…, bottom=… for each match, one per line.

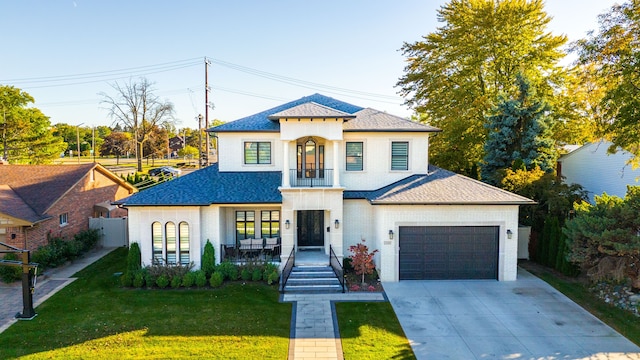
left=182, top=271, right=196, bottom=288
left=144, top=272, right=157, bottom=289
left=252, top=268, right=262, bottom=282
left=156, top=275, right=170, bottom=289
left=30, top=229, right=100, bottom=272
left=133, top=270, right=146, bottom=288
left=201, top=239, right=216, bottom=278
left=263, top=263, right=279, bottom=281
left=217, top=261, right=238, bottom=281
left=171, top=275, right=182, bottom=289
left=0, top=253, right=22, bottom=283
left=209, top=272, right=223, bottom=288
left=267, top=270, right=279, bottom=285
left=145, top=263, right=193, bottom=282
left=241, top=268, right=251, bottom=281
left=343, top=257, right=353, bottom=272
left=194, top=270, right=207, bottom=287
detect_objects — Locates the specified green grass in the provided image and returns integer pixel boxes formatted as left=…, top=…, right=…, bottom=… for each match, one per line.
left=336, top=302, right=416, bottom=360
left=0, top=248, right=291, bottom=359
left=527, top=267, right=640, bottom=347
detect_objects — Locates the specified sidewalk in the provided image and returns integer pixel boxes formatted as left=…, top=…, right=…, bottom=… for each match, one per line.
left=281, top=292, right=387, bottom=360
left=0, top=247, right=116, bottom=334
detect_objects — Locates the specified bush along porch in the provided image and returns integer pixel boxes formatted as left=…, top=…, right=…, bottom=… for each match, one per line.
left=121, top=240, right=280, bottom=289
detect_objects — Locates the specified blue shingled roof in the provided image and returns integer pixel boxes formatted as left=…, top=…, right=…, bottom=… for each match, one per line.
left=116, top=164, right=282, bottom=206
left=210, top=93, right=363, bottom=132
left=344, top=165, right=534, bottom=205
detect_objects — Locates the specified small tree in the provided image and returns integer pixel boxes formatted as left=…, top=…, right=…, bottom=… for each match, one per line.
left=348, top=239, right=379, bottom=286
left=201, top=240, right=215, bottom=278
left=122, top=242, right=142, bottom=287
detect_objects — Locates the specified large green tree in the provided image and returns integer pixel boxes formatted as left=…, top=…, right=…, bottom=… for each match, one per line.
left=0, top=85, right=65, bottom=164
left=100, top=77, right=175, bottom=172
left=397, top=0, right=567, bottom=175
left=482, top=74, right=556, bottom=184
left=572, top=1, right=640, bottom=167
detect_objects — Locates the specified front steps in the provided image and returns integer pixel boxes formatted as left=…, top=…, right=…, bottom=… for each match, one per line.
left=283, top=265, right=344, bottom=293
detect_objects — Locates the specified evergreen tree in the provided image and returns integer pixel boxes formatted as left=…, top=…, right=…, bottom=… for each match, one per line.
left=482, top=74, right=556, bottom=185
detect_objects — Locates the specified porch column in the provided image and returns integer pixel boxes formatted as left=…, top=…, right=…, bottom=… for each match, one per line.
left=282, top=140, right=290, bottom=187
left=333, top=141, right=340, bottom=187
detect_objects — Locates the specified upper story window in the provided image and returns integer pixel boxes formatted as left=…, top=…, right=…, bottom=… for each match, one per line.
left=244, top=142, right=271, bottom=164
left=346, top=142, right=363, bottom=171
left=59, top=212, right=69, bottom=226
left=391, top=141, right=409, bottom=171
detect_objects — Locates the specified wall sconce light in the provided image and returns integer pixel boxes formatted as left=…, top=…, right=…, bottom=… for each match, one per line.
left=507, top=229, right=513, bottom=239
left=334, top=219, right=340, bottom=229
left=285, top=220, right=290, bottom=230
left=389, top=230, right=394, bottom=240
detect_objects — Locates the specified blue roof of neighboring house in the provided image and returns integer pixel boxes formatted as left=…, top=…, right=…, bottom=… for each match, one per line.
left=344, top=165, right=534, bottom=205
left=210, top=93, right=364, bottom=132
left=116, top=164, right=282, bottom=206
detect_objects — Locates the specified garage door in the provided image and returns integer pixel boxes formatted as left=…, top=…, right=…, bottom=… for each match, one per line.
left=399, top=226, right=498, bottom=280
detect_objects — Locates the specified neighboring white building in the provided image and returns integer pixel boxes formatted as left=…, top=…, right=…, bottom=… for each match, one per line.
left=118, top=94, right=533, bottom=282
left=558, top=140, right=640, bottom=202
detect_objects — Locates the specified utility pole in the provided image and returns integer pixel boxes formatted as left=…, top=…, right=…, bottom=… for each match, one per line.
left=198, top=114, right=203, bottom=169
left=204, top=57, right=211, bottom=166
left=92, top=126, right=96, bottom=162
left=77, top=123, right=84, bottom=164
left=2, top=108, right=7, bottom=161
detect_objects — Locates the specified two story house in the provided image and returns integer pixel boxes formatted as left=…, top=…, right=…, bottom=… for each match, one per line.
left=118, top=94, right=532, bottom=282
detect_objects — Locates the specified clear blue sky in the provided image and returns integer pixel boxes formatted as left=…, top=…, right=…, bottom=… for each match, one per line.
left=0, top=0, right=618, bottom=129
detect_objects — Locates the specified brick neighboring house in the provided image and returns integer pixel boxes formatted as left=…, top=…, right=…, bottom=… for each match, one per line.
left=0, top=164, right=136, bottom=251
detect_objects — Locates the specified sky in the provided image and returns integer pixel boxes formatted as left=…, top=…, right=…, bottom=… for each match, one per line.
left=0, top=0, right=620, bottom=130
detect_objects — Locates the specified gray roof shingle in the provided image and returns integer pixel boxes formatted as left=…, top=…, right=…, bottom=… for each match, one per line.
left=117, top=164, right=282, bottom=206
left=268, top=102, right=355, bottom=119
left=344, top=165, right=534, bottom=205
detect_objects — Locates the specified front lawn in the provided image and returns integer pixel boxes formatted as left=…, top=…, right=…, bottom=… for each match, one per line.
left=0, top=248, right=291, bottom=360
left=336, top=302, right=416, bottom=360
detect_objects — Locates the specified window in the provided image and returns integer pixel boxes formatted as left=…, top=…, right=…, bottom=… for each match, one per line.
left=244, top=142, right=271, bottom=164
left=152, top=222, right=163, bottom=263
left=261, top=211, right=280, bottom=238
left=151, top=221, right=190, bottom=265
left=391, top=141, right=409, bottom=170
left=59, top=213, right=68, bottom=226
left=236, top=211, right=255, bottom=240
left=346, top=142, right=363, bottom=171
left=166, top=222, right=176, bottom=264
left=179, top=222, right=190, bottom=265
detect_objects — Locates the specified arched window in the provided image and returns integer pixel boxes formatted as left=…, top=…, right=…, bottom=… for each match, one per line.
left=179, top=222, right=190, bottom=265
left=166, top=222, right=176, bottom=264
left=152, top=222, right=162, bottom=263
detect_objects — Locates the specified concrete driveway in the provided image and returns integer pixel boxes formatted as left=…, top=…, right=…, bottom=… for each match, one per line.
left=383, top=269, right=640, bottom=360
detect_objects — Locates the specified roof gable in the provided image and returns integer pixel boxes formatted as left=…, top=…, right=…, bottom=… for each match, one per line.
left=210, top=94, right=363, bottom=132
left=268, top=102, right=355, bottom=119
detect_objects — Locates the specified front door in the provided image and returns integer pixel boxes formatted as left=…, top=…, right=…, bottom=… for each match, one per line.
left=297, top=210, right=324, bottom=247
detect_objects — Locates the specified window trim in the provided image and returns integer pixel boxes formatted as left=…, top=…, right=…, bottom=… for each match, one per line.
left=391, top=141, right=409, bottom=171
left=59, top=212, right=69, bottom=226
left=236, top=210, right=256, bottom=241
left=345, top=141, right=364, bottom=171
left=244, top=141, right=272, bottom=165
left=261, top=210, right=280, bottom=238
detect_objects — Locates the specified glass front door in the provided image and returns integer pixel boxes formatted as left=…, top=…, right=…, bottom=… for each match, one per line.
left=297, top=210, right=324, bottom=247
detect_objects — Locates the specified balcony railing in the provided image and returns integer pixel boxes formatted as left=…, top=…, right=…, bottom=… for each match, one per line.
left=289, top=169, right=333, bottom=187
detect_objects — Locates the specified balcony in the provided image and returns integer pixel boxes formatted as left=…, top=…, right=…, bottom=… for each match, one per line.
left=289, top=169, right=334, bottom=187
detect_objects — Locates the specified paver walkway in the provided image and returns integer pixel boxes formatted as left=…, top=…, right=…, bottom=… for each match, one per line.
left=0, top=247, right=116, bottom=334
left=281, top=292, right=386, bottom=360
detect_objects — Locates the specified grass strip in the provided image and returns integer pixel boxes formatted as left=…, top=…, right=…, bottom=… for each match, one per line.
left=335, top=302, right=416, bottom=360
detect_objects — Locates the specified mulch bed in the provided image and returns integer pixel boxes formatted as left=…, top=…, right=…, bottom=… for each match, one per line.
left=344, top=268, right=383, bottom=292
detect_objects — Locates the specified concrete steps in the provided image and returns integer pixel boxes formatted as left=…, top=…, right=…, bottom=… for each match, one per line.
left=283, top=265, right=344, bottom=293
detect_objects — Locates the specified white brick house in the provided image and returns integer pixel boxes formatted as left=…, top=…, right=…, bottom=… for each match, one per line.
left=118, top=94, right=533, bottom=282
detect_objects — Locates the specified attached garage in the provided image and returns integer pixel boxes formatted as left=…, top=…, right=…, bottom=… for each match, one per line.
left=399, top=226, right=499, bottom=280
